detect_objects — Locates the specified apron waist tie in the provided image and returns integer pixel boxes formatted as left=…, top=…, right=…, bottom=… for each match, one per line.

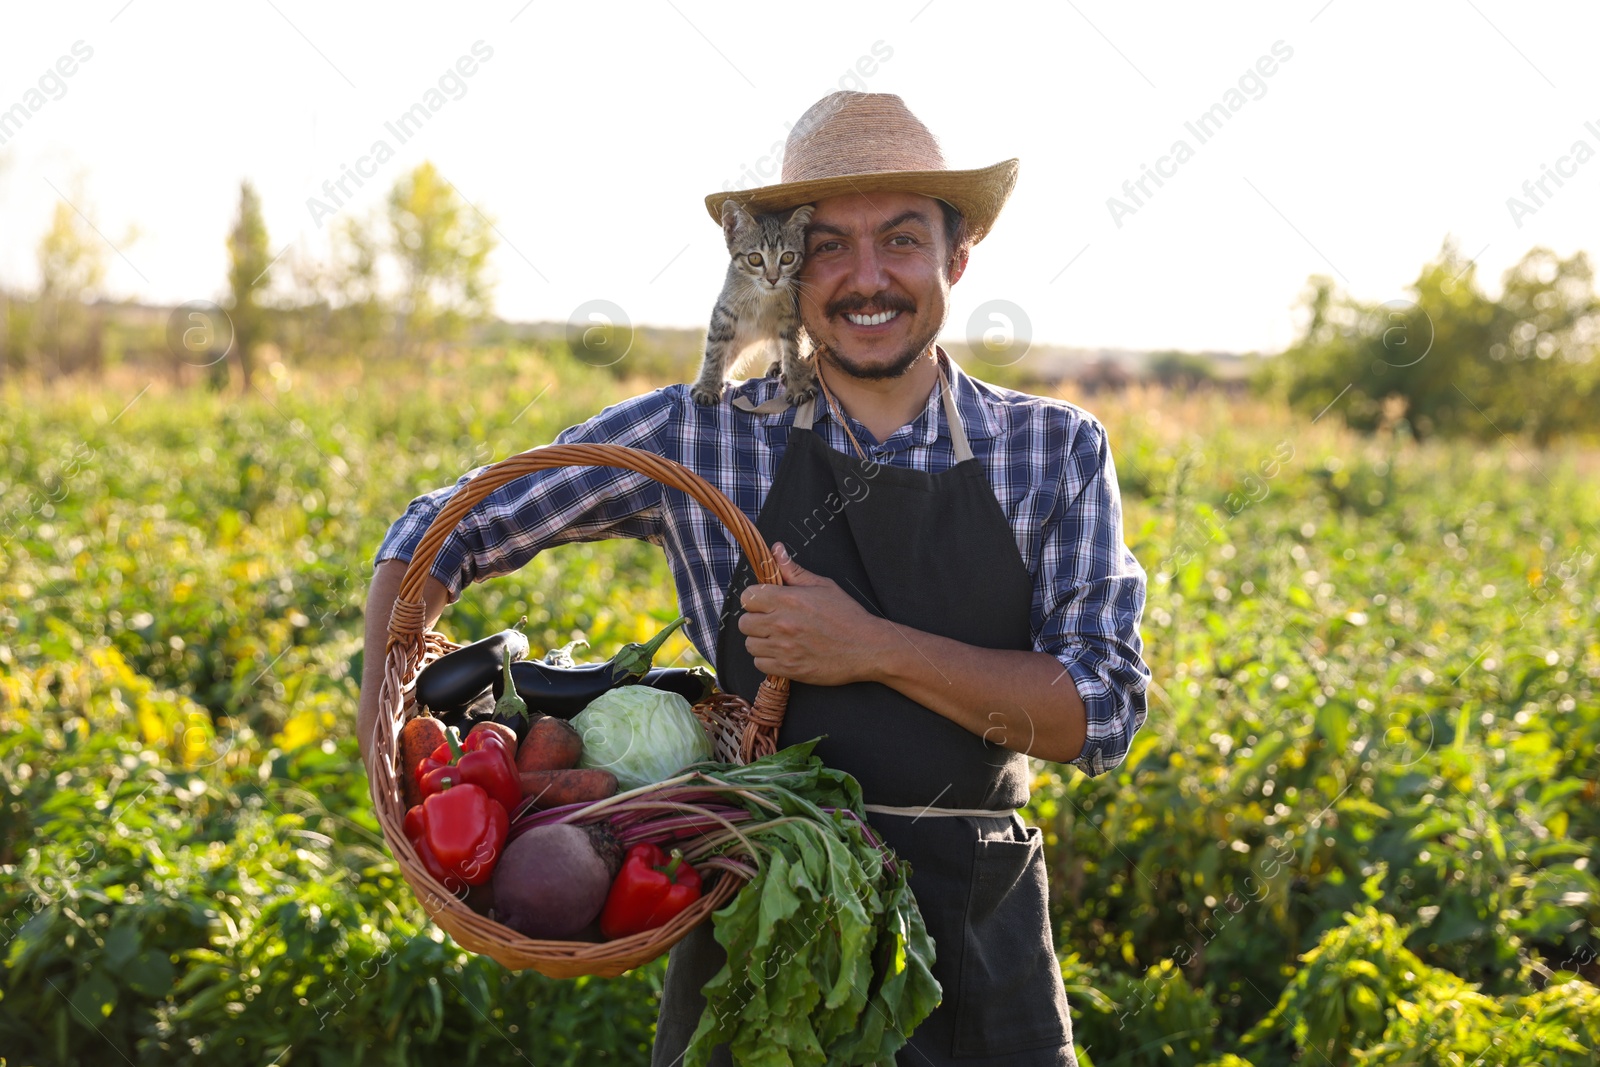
left=863, top=803, right=1015, bottom=819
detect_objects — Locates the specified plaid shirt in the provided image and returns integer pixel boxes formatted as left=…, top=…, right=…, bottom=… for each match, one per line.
left=375, top=349, right=1150, bottom=777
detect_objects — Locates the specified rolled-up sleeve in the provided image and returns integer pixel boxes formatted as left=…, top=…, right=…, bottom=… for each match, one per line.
left=1031, top=416, right=1150, bottom=777
left=372, top=388, right=676, bottom=603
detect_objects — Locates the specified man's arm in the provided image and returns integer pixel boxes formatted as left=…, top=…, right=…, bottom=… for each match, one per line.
left=357, top=560, right=451, bottom=774
left=875, top=625, right=1088, bottom=763
left=738, top=545, right=1089, bottom=762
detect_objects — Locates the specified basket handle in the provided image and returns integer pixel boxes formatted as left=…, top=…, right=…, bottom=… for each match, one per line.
left=386, top=442, right=789, bottom=758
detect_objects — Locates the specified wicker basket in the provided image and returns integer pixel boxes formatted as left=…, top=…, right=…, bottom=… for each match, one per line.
left=368, top=443, right=793, bottom=978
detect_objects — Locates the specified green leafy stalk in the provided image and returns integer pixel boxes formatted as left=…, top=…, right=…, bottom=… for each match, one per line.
left=681, top=743, right=941, bottom=1067
left=608, top=615, right=687, bottom=683
left=494, top=646, right=529, bottom=723
left=541, top=636, right=589, bottom=669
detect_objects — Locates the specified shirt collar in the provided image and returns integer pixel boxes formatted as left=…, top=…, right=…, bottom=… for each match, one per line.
left=801, top=344, right=1001, bottom=450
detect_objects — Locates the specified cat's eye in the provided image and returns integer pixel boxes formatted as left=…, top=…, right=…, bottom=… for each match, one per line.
left=780, top=252, right=795, bottom=265
left=747, top=253, right=763, bottom=267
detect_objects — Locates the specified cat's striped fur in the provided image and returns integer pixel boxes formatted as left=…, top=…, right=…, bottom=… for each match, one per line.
left=691, top=201, right=816, bottom=407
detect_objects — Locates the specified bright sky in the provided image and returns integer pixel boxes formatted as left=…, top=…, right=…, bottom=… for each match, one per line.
left=2, top=1, right=1597, bottom=354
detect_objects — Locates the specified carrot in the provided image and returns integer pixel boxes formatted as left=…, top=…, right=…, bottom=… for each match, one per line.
left=399, top=714, right=448, bottom=810
left=516, top=714, right=584, bottom=774
left=518, top=768, right=618, bottom=809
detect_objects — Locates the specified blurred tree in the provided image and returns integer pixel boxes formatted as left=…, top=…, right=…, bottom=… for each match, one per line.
left=1262, top=240, right=1600, bottom=440
left=226, top=180, right=271, bottom=391
left=1486, top=248, right=1599, bottom=446
left=0, top=290, right=26, bottom=382
left=276, top=245, right=326, bottom=365
left=1148, top=350, right=1219, bottom=390
left=1078, top=357, right=1132, bottom=394
left=329, top=212, right=386, bottom=355
left=1377, top=245, right=1498, bottom=439
left=386, top=161, right=495, bottom=353
left=275, top=211, right=386, bottom=366
left=36, top=196, right=108, bottom=377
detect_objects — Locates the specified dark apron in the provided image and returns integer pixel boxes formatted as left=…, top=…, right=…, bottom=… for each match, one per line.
left=651, top=365, right=1078, bottom=1066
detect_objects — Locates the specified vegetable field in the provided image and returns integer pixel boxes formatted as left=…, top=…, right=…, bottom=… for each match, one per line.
left=1, top=347, right=1596, bottom=1065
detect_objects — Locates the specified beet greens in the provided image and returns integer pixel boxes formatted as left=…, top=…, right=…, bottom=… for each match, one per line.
left=506, top=740, right=939, bottom=1065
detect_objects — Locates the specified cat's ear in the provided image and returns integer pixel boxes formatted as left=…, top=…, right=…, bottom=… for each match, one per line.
left=786, top=204, right=815, bottom=231
left=720, top=200, right=753, bottom=247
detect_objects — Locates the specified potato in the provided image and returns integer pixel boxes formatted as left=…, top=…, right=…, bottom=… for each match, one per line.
left=516, top=714, right=584, bottom=773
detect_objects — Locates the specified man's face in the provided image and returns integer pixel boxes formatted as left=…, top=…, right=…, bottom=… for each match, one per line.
left=797, top=190, right=966, bottom=382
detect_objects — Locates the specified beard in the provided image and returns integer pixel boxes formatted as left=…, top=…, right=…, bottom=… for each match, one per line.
left=808, top=300, right=945, bottom=382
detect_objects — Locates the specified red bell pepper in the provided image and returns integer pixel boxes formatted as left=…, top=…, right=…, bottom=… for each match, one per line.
left=403, top=781, right=508, bottom=889
left=417, top=726, right=522, bottom=814
left=404, top=810, right=467, bottom=896
left=599, top=843, right=703, bottom=940
left=467, top=720, right=519, bottom=754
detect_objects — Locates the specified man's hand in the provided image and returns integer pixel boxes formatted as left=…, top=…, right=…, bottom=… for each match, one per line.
left=737, top=542, right=887, bottom=686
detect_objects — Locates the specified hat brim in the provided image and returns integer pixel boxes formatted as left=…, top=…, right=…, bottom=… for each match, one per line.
left=704, top=158, right=1018, bottom=246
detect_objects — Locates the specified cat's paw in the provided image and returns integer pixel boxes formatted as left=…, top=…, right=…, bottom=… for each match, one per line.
left=690, top=382, right=723, bottom=406
left=782, top=370, right=818, bottom=406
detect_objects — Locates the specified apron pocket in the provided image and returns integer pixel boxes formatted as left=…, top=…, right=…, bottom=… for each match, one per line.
left=951, top=824, right=1071, bottom=1058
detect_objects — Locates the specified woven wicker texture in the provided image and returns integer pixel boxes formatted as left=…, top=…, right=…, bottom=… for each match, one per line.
left=369, top=444, right=790, bottom=976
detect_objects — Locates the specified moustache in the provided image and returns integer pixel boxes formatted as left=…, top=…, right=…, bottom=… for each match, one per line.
left=825, top=293, right=916, bottom=318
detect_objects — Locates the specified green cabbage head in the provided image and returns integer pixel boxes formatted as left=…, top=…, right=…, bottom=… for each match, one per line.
left=571, top=686, right=713, bottom=791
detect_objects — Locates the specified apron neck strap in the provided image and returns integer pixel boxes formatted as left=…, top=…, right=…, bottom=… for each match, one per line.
left=793, top=391, right=819, bottom=430
left=940, top=362, right=974, bottom=462
left=795, top=360, right=973, bottom=462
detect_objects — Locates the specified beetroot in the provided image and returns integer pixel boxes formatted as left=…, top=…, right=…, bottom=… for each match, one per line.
left=492, top=823, right=623, bottom=940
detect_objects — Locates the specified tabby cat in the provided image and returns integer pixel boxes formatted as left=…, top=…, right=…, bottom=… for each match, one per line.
left=691, top=201, right=816, bottom=407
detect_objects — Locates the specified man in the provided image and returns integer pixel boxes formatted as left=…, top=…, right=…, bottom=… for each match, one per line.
left=359, top=91, right=1149, bottom=1066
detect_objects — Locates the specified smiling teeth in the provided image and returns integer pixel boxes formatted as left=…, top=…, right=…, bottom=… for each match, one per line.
left=846, top=311, right=899, bottom=326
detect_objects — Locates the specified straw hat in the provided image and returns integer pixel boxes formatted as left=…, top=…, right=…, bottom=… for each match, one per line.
left=703, top=92, right=1018, bottom=246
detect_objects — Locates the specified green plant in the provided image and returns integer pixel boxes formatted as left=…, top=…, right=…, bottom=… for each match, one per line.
left=2, top=344, right=1595, bottom=1064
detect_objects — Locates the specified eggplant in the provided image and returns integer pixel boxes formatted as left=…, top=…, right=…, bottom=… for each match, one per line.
left=492, top=616, right=687, bottom=719
left=415, top=625, right=529, bottom=714
left=638, top=666, right=716, bottom=705
left=434, top=683, right=496, bottom=736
